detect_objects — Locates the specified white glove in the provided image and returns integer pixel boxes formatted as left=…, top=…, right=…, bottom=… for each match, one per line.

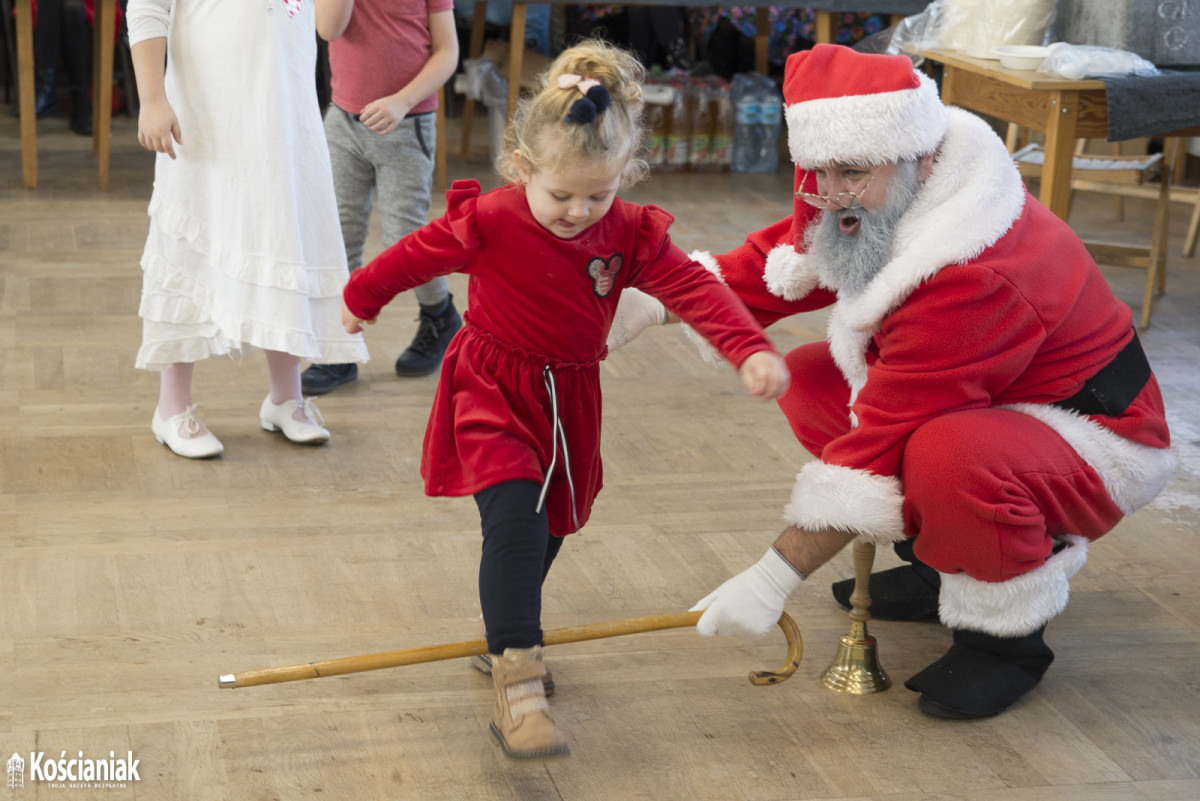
left=606, top=288, right=667, bottom=353
left=691, top=548, right=804, bottom=638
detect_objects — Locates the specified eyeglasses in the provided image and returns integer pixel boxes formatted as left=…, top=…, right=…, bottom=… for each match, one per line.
left=795, top=169, right=876, bottom=210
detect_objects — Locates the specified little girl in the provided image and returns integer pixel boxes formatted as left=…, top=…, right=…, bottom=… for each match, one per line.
left=342, top=40, right=789, bottom=759
left=128, top=0, right=368, bottom=458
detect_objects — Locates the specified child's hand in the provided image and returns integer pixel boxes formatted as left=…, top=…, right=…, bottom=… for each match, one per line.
left=359, top=94, right=414, bottom=136
left=738, top=351, right=790, bottom=400
left=137, top=98, right=182, bottom=159
left=343, top=302, right=373, bottom=334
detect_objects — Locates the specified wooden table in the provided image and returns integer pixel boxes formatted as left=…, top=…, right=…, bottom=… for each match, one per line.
left=460, top=1, right=927, bottom=161
left=14, top=0, right=117, bottom=189
left=926, top=48, right=1200, bottom=329
left=927, top=48, right=1200, bottom=221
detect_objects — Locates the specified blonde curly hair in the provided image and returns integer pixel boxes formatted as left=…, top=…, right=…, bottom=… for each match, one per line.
left=496, top=40, right=649, bottom=188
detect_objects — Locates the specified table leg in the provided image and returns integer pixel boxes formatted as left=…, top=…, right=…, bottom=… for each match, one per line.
left=95, top=0, right=116, bottom=189
left=1140, top=137, right=1177, bottom=330
left=1039, top=89, right=1081, bottom=220
left=15, top=0, right=36, bottom=188
left=755, top=7, right=769, bottom=75
left=93, top=2, right=100, bottom=151
left=459, top=0, right=486, bottom=161
left=507, top=2, right=526, bottom=123
left=815, top=10, right=834, bottom=44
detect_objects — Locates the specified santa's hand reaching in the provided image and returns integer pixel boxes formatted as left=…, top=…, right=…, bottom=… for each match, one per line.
left=691, top=548, right=805, bottom=637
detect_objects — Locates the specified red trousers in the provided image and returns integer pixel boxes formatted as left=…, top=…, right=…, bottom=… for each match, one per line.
left=779, top=343, right=1124, bottom=582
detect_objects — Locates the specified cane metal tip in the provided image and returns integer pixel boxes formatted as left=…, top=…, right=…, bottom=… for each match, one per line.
left=218, top=674, right=237, bottom=689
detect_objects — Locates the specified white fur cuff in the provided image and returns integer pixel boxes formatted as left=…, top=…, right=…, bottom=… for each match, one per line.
left=764, top=245, right=818, bottom=300
left=681, top=249, right=728, bottom=367
left=1000, top=402, right=1177, bottom=515
left=938, top=535, right=1089, bottom=637
left=688, top=249, right=724, bottom=281
left=783, top=461, right=906, bottom=545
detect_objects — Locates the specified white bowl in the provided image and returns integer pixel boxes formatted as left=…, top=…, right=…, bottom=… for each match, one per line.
left=992, top=45, right=1050, bottom=71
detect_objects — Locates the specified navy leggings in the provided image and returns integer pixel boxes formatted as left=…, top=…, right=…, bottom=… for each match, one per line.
left=475, top=480, right=564, bottom=654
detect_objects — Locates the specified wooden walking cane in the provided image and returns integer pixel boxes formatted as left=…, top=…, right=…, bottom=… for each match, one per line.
left=218, top=610, right=802, bottom=689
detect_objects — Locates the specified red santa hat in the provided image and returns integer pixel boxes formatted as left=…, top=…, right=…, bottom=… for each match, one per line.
left=783, top=44, right=946, bottom=169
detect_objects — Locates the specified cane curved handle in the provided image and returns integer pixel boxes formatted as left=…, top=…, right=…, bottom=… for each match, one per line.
left=749, top=611, right=803, bottom=686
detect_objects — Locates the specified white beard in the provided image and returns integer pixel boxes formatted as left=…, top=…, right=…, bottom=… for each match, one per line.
left=806, top=161, right=921, bottom=297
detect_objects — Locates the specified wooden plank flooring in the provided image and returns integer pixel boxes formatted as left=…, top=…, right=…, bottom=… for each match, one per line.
left=1, top=110, right=1199, bottom=801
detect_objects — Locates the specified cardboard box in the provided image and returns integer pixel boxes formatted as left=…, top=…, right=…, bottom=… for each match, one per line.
left=1056, top=0, right=1200, bottom=66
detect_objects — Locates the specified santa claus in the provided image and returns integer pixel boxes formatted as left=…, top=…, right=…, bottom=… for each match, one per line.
left=609, top=43, right=1175, bottom=718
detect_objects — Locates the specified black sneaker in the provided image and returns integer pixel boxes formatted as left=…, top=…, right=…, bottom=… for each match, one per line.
left=300, top=363, right=358, bottom=395
left=395, top=295, right=463, bottom=377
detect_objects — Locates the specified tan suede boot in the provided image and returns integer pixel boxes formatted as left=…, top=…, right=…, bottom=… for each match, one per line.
left=471, top=618, right=555, bottom=694
left=489, top=646, right=569, bottom=759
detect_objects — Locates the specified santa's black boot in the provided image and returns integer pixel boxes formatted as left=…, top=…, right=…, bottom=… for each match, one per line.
left=831, top=538, right=940, bottom=621
left=904, top=625, right=1054, bottom=719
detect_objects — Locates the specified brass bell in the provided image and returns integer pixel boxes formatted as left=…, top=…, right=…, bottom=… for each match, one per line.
left=821, top=538, right=891, bottom=694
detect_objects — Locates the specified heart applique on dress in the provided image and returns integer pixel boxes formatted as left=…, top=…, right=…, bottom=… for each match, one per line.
left=281, top=0, right=302, bottom=17
left=587, top=254, right=623, bottom=298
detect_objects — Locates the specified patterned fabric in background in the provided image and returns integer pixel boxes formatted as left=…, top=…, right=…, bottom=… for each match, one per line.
left=572, top=6, right=886, bottom=68
left=688, top=8, right=886, bottom=66
left=575, top=4, right=623, bottom=22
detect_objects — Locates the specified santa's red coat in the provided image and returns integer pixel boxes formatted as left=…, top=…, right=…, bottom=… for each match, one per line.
left=697, top=109, right=1174, bottom=635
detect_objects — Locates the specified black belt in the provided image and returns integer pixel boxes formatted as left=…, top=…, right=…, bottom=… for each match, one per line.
left=1051, top=329, right=1150, bottom=417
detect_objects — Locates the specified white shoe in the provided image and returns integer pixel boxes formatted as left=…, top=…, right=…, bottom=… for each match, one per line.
left=259, top=396, right=330, bottom=444
left=151, top=404, right=224, bottom=459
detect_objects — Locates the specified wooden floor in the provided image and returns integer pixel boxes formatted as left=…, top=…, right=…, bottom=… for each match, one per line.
left=2, top=109, right=1199, bottom=801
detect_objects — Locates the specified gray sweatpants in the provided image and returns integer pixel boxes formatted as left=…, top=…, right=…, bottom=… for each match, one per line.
left=324, top=104, right=449, bottom=308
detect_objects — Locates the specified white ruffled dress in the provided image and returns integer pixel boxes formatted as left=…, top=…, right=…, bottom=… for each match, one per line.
left=130, top=0, right=368, bottom=369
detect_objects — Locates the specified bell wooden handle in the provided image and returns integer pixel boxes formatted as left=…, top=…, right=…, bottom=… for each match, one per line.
left=849, top=538, right=877, bottom=624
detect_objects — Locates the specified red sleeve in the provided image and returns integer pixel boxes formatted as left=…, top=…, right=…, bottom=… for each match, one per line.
left=628, top=206, right=776, bottom=367
left=343, top=180, right=480, bottom=320
left=711, top=214, right=837, bottom=329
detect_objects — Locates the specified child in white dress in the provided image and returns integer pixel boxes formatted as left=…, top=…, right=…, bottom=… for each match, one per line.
left=128, top=0, right=368, bottom=458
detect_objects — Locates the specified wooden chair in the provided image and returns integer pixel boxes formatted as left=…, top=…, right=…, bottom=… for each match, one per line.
left=11, top=0, right=117, bottom=189
left=1012, top=134, right=1197, bottom=329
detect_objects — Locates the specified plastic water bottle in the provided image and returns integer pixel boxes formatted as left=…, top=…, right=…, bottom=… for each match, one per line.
left=688, top=84, right=714, bottom=172
left=731, top=73, right=761, bottom=174
left=708, top=78, right=734, bottom=172
left=662, top=76, right=691, bottom=173
left=641, top=78, right=674, bottom=171
left=756, top=76, right=781, bottom=174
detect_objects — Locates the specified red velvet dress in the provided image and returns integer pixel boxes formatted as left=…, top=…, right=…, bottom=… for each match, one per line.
left=345, top=180, right=775, bottom=535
